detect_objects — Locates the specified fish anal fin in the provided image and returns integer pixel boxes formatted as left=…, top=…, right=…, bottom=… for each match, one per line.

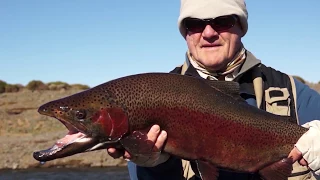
left=259, top=158, right=293, bottom=180
left=196, top=160, right=219, bottom=180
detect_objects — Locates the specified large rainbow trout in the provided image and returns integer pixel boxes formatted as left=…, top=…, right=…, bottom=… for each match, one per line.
left=33, top=73, right=308, bottom=180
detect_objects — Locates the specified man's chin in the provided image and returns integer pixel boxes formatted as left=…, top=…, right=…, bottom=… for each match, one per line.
left=197, top=56, right=228, bottom=71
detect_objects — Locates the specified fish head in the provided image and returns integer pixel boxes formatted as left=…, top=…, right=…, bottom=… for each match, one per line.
left=38, top=97, right=99, bottom=137
left=33, top=87, right=129, bottom=162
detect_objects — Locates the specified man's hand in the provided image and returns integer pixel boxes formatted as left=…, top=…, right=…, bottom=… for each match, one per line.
left=289, top=120, right=320, bottom=175
left=107, top=125, right=170, bottom=167
left=288, top=147, right=308, bottom=166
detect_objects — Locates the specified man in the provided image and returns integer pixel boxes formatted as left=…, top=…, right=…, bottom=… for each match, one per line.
left=108, top=0, right=320, bottom=179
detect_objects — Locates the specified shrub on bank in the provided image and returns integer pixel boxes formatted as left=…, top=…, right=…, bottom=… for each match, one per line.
left=71, top=84, right=90, bottom=90
left=0, top=80, right=7, bottom=93
left=5, top=84, right=22, bottom=93
left=26, top=80, right=48, bottom=91
left=47, top=81, right=71, bottom=90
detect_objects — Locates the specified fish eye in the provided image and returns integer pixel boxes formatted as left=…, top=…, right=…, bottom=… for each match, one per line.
left=75, top=109, right=86, bottom=119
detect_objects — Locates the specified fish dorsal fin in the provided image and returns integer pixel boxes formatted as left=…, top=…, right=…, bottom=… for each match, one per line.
left=203, top=79, right=245, bottom=102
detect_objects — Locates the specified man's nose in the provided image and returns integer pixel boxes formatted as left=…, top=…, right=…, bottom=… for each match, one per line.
left=202, top=25, right=219, bottom=38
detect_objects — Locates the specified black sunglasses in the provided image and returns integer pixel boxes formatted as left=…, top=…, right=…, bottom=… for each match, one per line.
left=183, top=15, right=238, bottom=33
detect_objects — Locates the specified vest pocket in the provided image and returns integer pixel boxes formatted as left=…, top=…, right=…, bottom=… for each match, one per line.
left=265, top=87, right=291, bottom=116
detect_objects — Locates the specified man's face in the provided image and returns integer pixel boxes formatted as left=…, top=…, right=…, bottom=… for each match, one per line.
left=185, top=16, right=243, bottom=71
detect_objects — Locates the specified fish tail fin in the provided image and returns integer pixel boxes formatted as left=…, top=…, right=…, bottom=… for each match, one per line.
left=259, top=158, right=293, bottom=180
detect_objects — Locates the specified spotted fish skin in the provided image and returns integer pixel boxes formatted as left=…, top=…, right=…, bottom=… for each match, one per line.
left=36, top=73, right=307, bottom=177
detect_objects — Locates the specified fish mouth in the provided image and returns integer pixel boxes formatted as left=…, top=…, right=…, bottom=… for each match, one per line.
left=33, top=118, right=114, bottom=162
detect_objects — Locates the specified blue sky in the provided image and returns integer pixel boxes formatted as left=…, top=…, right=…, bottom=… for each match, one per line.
left=1, top=0, right=320, bottom=87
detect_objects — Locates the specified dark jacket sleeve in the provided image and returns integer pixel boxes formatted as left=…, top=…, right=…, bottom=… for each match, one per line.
left=294, top=78, right=320, bottom=125
left=134, top=156, right=183, bottom=180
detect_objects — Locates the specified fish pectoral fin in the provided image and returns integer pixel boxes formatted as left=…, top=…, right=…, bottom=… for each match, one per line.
left=259, top=158, right=293, bottom=180
left=120, top=129, right=159, bottom=156
left=196, top=160, right=219, bottom=180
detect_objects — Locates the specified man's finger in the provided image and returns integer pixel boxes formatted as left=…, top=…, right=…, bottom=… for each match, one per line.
left=123, top=151, right=133, bottom=159
left=147, top=125, right=161, bottom=143
left=288, top=147, right=303, bottom=162
left=153, top=130, right=167, bottom=151
left=107, top=148, right=123, bottom=159
left=299, top=158, right=308, bottom=166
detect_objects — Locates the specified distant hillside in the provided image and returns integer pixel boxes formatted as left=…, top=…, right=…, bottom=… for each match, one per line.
left=0, top=80, right=90, bottom=94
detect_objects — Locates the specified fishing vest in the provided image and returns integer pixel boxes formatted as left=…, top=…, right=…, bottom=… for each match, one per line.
left=237, top=64, right=298, bottom=123
left=170, top=55, right=316, bottom=180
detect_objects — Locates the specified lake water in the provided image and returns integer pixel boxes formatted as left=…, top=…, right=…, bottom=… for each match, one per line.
left=0, top=167, right=130, bottom=180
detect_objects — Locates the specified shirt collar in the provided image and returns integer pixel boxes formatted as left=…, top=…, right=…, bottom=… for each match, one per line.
left=183, top=50, right=261, bottom=81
